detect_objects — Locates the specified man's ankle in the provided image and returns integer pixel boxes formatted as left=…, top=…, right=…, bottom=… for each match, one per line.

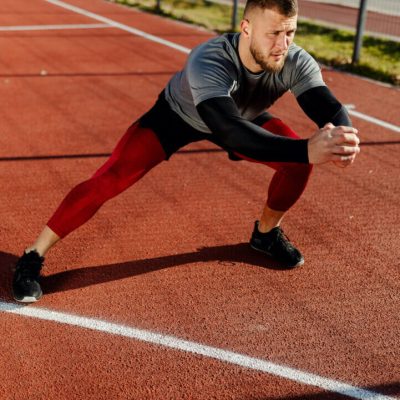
left=257, top=221, right=279, bottom=234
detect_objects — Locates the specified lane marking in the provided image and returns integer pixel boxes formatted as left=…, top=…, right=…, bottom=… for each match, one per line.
left=345, top=105, right=400, bottom=134
left=0, top=23, right=111, bottom=31
left=44, top=0, right=191, bottom=54
left=0, top=300, right=395, bottom=400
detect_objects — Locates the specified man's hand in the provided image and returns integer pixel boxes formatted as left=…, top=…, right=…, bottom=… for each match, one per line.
left=308, top=123, right=360, bottom=166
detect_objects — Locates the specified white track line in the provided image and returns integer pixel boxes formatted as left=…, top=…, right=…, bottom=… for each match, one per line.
left=345, top=105, right=400, bottom=133
left=0, top=23, right=111, bottom=31
left=45, top=0, right=190, bottom=54
left=0, top=300, right=395, bottom=400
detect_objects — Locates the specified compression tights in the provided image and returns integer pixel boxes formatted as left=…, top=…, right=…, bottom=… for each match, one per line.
left=47, top=119, right=312, bottom=238
left=47, top=122, right=166, bottom=238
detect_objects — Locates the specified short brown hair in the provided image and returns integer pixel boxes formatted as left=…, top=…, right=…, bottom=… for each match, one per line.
left=243, top=0, right=298, bottom=17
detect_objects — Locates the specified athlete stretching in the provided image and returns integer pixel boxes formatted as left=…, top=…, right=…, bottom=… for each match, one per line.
left=12, top=0, right=360, bottom=302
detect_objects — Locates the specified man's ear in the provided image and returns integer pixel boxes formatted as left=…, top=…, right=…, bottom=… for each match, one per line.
left=241, top=19, right=250, bottom=37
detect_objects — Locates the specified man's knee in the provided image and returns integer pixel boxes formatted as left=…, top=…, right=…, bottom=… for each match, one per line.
left=279, top=163, right=313, bottom=180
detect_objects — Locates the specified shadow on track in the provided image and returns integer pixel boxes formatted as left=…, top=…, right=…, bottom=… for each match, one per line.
left=361, top=140, right=400, bottom=146
left=247, top=380, right=400, bottom=399
left=0, top=242, right=291, bottom=299
left=0, top=148, right=223, bottom=163
left=35, top=243, right=287, bottom=295
left=0, top=251, right=18, bottom=302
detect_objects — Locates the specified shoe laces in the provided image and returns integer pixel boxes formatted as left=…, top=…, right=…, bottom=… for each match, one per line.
left=274, top=227, right=296, bottom=251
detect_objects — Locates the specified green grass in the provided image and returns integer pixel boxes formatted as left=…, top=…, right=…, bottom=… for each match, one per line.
left=294, top=22, right=400, bottom=85
left=110, top=0, right=400, bottom=86
left=115, top=0, right=235, bottom=31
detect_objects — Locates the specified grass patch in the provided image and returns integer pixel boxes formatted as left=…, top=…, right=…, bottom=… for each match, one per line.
left=110, top=0, right=400, bottom=85
left=113, top=0, right=235, bottom=31
left=295, top=22, right=400, bottom=85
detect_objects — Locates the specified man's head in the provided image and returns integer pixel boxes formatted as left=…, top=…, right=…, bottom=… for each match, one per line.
left=239, top=0, right=298, bottom=73
left=243, top=0, right=298, bottom=18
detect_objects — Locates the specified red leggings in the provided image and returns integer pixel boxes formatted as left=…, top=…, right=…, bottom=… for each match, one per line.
left=47, top=119, right=312, bottom=238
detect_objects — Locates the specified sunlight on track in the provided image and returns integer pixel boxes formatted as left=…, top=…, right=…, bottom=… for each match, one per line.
left=0, top=300, right=396, bottom=400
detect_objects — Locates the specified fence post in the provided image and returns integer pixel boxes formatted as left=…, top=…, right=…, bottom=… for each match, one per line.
left=232, top=0, right=239, bottom=31
left=352, top=0, right=368, bottom=64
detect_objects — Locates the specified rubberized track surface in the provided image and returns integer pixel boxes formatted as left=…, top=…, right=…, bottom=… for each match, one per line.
left=0, top=1, right=399, bottom=399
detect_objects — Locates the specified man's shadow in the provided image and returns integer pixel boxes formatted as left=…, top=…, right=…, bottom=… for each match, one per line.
left=0, top=243, right=285, bottom=299
left=0, top=251, right=19, bottom=301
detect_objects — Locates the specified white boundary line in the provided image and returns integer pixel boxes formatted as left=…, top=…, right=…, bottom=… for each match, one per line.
left=43, top=0, right=400, bottom=134
left=0, top=300, right=396, bottom=400
left=44, top=0, right=190, bottom=54
left=0, top=23, right=111, bottom=31
left=345, top=105, right=400, bottom=133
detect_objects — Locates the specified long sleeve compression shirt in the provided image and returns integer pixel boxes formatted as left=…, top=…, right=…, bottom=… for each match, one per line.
left=196, top=86, right=351, bottom=164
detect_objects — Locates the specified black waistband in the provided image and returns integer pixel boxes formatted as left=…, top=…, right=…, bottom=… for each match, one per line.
left=139, top=91, right=208, bottom=159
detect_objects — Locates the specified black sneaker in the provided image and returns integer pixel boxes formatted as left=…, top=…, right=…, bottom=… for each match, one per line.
left=250, top=221, right=304, bottom=268
left=12, top=250, right=44, bottom=303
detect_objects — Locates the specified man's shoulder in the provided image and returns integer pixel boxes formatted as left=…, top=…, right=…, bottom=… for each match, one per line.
left=190, top=33, right=240, bottom=63
left=283, top=43, right=320, bottom=77
left=282, top=43, right=325, bottom=95
left=286, top=43, right=314, bottom=64
left=197, top=33, right=238, bottom=49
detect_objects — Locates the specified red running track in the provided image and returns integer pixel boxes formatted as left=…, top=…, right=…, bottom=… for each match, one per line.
left=0, top=0, right=399, bottom=399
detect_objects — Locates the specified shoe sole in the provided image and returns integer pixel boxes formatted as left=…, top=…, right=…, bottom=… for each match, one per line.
left=15, top=297, right=40, bottom=303
left=12, top=290, right=42, bottom=303
left=250, top=243, right=304, bottom=269
left=13, top=295, right=42, bottom=303
left=13, top=297, right=40, bottom=303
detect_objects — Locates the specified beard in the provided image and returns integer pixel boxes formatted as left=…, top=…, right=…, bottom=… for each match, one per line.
left=249, top=43, right=287, bottom=73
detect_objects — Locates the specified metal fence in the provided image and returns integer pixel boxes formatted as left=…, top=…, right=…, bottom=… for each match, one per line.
left=297, top=0, right=400, bottom=63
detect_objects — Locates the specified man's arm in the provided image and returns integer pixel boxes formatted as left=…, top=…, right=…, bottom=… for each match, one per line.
left=197, top=95, right=360, bottom=165
left=196, top=96, right=309, bottom=163
left=297, top=85, right=361, bottom=167
left=296, top=86, right=351, bottom=127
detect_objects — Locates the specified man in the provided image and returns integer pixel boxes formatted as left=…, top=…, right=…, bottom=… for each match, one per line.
left=12, top=0, right=360, bottom=303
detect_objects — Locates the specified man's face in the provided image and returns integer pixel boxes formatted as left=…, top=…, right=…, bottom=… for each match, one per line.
left=242, top=8, right=297, bottom=73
